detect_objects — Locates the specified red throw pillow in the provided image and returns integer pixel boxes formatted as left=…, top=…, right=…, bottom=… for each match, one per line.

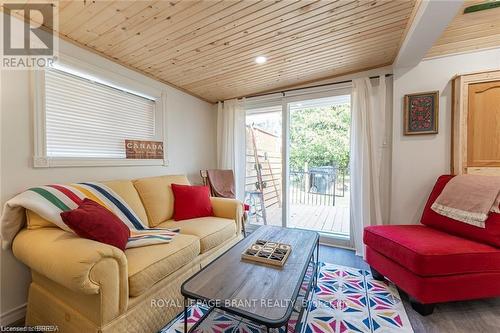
left=60, top=198, right=130, bottom=250
left=421, top=175, right=500, bottom=247
left=171, top=184, right=214, bottom=221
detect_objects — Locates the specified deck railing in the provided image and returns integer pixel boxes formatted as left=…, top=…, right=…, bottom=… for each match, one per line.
left=289, top=168, right=348, bottom=206
left=245, top=167, right=348, bottom=225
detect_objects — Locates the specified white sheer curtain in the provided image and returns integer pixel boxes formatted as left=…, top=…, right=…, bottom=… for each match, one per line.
left=350, top=76, right=390, bottom=256
left=216, top=99, right=246, bottom=200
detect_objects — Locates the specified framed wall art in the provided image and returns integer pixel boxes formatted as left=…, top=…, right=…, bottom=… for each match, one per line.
left=404, top=91, right=439, bottom=135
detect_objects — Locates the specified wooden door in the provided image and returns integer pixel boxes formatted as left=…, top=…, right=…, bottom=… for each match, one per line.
left=467, top=80, right=500, bottom=168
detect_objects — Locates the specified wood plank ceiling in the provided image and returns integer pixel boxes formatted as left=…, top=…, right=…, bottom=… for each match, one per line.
left=427, top=0, right=500, bottom=58
left=42, top=1, right=418, bottom=102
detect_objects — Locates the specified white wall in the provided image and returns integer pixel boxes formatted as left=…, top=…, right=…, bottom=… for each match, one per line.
left=0, top=39, right=216, bottom=323
left=391, top=48, right=500, bottom=225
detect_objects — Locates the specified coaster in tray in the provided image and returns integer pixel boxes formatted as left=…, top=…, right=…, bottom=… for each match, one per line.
left=241, top=239, right=291, bottom=267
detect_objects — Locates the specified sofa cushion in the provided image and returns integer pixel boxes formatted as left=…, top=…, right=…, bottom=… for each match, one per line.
left=159, top=217, right=236, bottom=253
left=364, top=225, right=500, bottom=277
left=133, top=175, right=190, bottom=227
left=126, top=233, right=200, bottom=297
left=171, top=184, right=214, bottom=221
left=26, top=210, right=54, bottom=229
left=103, top=180, right=149, bottom=226
left=61, top=198, right=130, bottom=251
left=421, top=175, right=500, bottom=247
left=366, top=246, right=500, bottom=304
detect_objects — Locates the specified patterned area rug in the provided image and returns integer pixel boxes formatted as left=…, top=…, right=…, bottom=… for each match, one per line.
left=161, top=263, right=413, bottom=333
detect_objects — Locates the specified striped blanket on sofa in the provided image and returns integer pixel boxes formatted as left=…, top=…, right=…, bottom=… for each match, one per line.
left=0, top=182, right=177, bottom=249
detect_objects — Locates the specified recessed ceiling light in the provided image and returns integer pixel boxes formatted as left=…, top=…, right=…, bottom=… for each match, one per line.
left=255, top=56, right=267, bottom=64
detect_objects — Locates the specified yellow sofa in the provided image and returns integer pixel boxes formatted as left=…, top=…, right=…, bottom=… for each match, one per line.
left=12, top=175, right=243, bottom=333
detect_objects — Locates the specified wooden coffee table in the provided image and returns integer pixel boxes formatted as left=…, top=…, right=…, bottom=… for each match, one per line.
left=181, top=226, right=319, bottom=333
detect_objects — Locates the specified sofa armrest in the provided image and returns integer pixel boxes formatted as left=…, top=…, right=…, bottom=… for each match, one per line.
left=13, top=228, right=128, bottom=315
left=210, top=197, right=243, bottom=234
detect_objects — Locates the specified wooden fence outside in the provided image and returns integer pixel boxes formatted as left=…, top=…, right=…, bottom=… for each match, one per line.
left=245, top=125, right=282, bottom=210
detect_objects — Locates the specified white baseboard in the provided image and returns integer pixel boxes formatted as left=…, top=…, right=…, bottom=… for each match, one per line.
left=0, top=303, right=26, bottom=326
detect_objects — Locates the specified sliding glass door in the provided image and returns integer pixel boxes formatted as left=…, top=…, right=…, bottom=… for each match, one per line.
left=244, top=88, right=352, bottom=245
left=287, top=95, right=351, bottom=241
left=244, top=104, right=283, bottom=227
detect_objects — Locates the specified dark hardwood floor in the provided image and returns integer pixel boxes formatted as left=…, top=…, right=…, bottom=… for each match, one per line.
left=319, top=245, right=500, bottom=333
left=318, top=245, right=369, bottom=270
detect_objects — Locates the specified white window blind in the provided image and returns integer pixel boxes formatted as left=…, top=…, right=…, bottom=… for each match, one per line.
left=289, top=95, right=351, bottom=112
left=45, top=68, right=156, bottom=158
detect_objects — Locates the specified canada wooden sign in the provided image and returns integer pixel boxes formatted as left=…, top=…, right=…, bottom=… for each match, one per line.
left=125, top=140, right=164, bottom=159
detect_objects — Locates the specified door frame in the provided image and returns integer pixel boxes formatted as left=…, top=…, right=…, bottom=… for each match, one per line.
left=244, top=85, right=354, bottom=248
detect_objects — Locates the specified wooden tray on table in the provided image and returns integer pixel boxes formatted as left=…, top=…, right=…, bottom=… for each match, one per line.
left=241, top=239, right=291, bottom=267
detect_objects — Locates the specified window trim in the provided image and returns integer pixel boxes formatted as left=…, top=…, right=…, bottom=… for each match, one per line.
left=32, top=55, right=168, bottom=168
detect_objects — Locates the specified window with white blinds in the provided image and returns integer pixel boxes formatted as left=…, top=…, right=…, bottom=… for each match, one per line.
left=44, top=68, right=156, bottom=159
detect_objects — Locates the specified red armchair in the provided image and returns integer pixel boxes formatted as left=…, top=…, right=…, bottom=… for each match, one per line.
left=363, top=175, right=500, bottom=315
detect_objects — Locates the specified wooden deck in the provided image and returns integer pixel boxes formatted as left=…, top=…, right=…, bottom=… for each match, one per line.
left=249, top=194, right=350, bottom=235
